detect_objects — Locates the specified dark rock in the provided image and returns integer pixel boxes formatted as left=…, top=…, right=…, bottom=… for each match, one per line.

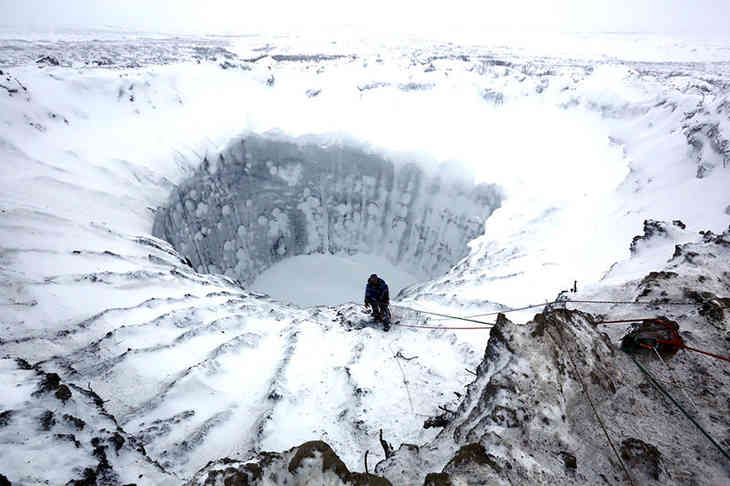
left=560, top=451, right=577, bottom=470
left=637, top=271, right=679, bottom=297
left=34, top=372, right=61, bottom=395
left=445, top=444, right=502, bottom=474
left=0, top=474, right=10, bottom=486
left=194, top=441, right=391, bottom=485
left=640, top=271, right=678, bottom=285
left=202, top=464, right=254, bottom=485
left=39, top=410, right=56, bottom=431
left=698, top=296, right=729, bottom=325
left=92, top=57, right=114, bottom=66
left=63, top=414, right=86, bottom=431
left=221, top=468, right=249, bottom=485
left=241, top=463, right=261, bottom=480
left=347, top=473, right=392, bottom=485
left=55, top=433, right=81, bottom=448
left=55, top=384, right=72, bottom=402
left=630, top=220, right=672, bottom=254
left=14, top=358, right=32, bottom=370
left=288, top=440, right=349, bottom=480
left=110, top=432, right=125, bottom=452
left=620, top=438, right=663, bottom=480
left=423, top=472, right=452, bottom=485
left=700, top=229, right=730, bottom=247
left=490, top=405, right=519, bottom=427
left=67, top=467, right=97, bottom=486
left=90, top=438, right=116, bottom=482
left=36, top=55, right=60, bottom=66
left=725, top=205, right=730, bottom=215
left=424, top=413, right=451, bottom=429
left=0, top=410, right=14, bottom=428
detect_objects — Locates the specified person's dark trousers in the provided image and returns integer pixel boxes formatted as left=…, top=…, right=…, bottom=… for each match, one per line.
left=365, top=297, right=386, bottom=321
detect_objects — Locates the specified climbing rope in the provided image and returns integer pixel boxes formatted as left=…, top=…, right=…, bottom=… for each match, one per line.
left=631, top=353, right=730, bottom=463
left=391, top=305, right=495, bottom=326
left=651, top=346, right=698, bottom=412
left=596, top=318, right=730, bottom=364
left=389, top=342, right=415, bottom=415
left=415, top=298, right=696, bottom=322
left=596, top=318, right=658, bottom=324
left=451, top=301, right=559, bottom=319
left=392, top=301, right=730, bottom=364
left=682, top=345, right=730, bottom=363
left=392, top=322, right=493, bottom=330
left=566, top=299, right=695, bottom=306
left=546, top=327, right=635, bottom=486
left=387, top=296, right=730, bottom=471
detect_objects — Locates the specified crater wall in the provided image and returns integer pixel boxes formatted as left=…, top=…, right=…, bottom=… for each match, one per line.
left=153, top=135, right=501, bottom=283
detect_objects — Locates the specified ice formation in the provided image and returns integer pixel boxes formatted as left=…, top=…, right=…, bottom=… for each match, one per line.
left=1, top=30, right=729, bottom=485
left=152, top=134, right=501, bottom=286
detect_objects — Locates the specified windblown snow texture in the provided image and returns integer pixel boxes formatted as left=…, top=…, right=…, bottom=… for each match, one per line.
left=153, top=134, right=501, bottom=283
left=1, top=30, right=730, bottom=485
left=371, top=226, right=730, bottom=486
left=188, top=226, right=730, bottom=485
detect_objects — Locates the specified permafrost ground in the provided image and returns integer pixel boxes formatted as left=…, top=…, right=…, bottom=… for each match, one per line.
left=152, top=134, right=500, bottom=287
left=1, top=30, right=729, bottom=485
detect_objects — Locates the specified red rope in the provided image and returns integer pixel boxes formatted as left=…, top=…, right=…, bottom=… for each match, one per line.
left=598, top=318, right=730, bottom=364
left=683, top=345, right=730, bottom=363
left=395, top=313, right=730, bottom=363
left=392, top=322, right=493, bottom=330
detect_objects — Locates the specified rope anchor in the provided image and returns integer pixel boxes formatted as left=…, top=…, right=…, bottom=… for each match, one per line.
left=605, top=318, right=730, bottom=364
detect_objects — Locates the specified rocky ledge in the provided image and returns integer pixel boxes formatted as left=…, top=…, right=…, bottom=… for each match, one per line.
left=190, top=224, right=730, bottom=485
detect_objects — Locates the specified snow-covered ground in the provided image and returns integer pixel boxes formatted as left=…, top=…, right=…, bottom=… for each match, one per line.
left=251, top=253, right=420, bottom=306
left=1, top=30, right=729, bottom=484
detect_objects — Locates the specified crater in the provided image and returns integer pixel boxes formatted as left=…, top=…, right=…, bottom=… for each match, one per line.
left=153, top=134, right=502, bottom=304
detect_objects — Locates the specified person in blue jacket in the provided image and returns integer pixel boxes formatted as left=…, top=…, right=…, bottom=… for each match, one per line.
left=364, top=273, right=390, bottom=329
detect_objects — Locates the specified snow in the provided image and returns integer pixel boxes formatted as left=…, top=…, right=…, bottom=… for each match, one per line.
left=251, top=253, right=420, bottom=306
left=1, top=30, right=729, bottom=483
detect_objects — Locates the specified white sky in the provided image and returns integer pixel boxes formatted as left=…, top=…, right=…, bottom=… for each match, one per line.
left=2, top=0, right=729, bottom=35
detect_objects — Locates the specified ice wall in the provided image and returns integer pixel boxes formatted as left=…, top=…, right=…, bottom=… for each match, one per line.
left=153, top=135, right=501, bottom=283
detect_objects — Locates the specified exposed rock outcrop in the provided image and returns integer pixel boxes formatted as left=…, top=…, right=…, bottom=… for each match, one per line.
left=0, top=359, right=171, bottom=485
left=188, top=440, right=392, bottom=485
left=370, top=225, right=730, bottom=485
left=630, top=219, right=688, bottom=254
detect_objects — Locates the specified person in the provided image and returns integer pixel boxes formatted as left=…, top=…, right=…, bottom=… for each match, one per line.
left=364, top=273, right=390, bottom=329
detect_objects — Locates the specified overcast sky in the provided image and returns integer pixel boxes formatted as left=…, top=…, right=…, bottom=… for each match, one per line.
left=2, top=0, right=729, bottom=35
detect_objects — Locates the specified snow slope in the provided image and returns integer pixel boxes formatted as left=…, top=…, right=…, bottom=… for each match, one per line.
left=1, top=31, right=729, bottom=484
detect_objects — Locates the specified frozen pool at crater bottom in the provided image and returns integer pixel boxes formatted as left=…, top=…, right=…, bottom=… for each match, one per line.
left=250, top=253, right=422, bottom=306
